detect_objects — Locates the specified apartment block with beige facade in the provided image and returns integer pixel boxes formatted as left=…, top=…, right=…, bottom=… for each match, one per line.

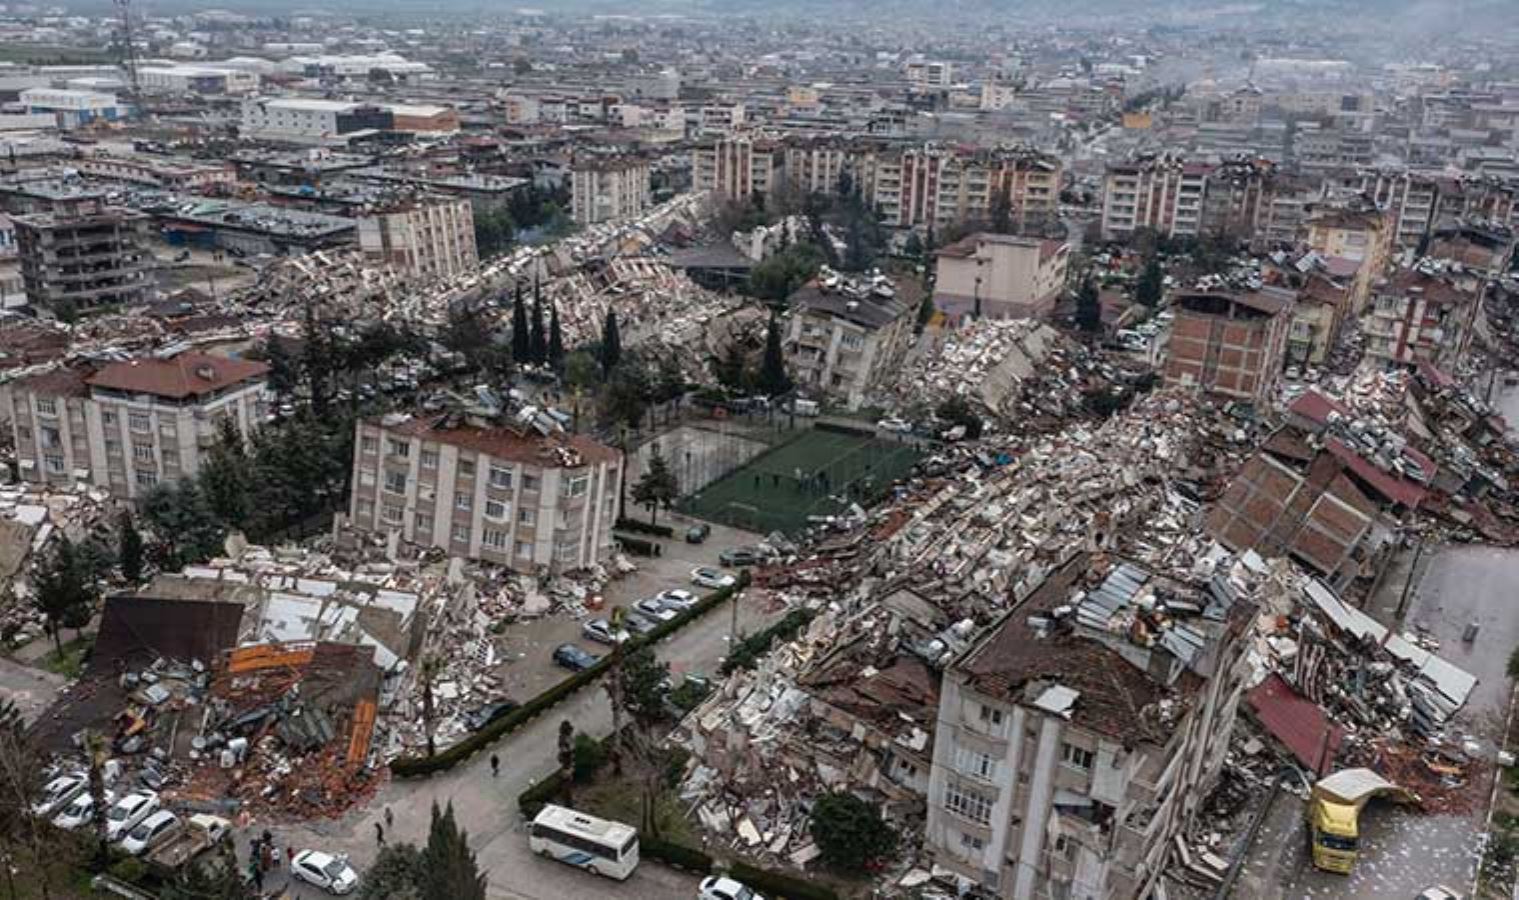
left=570, top=157, right=652, bottom=225
left=1363, top=266, right=1483, bottom=372
left=933, top=232, right=1069, bottom=321
left=783, top=272, right=920, bottom=410
left=348, top=413, right=622, bottom=574
left=1, top=352, right=269, bottom=498
left=358, top=196, right=478, bottom=280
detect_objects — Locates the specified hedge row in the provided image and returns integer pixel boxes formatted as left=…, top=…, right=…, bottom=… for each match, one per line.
left=642, top=836, right=714, bottom=874
left=391, top=572, right=749, bottom=778
left=616, top=535, right=659, bottom=557
left=719, top=608, right=818, bottom=675
left=731, top=861, right=840, bottom=900
left=615, top=518, right=675, bottom=538
left=518, top=768, right=568, bottom=819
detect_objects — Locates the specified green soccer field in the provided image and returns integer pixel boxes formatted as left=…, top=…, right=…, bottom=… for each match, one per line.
left=680, top=427, right=923, bottom=534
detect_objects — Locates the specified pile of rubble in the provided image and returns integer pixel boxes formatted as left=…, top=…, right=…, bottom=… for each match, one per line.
left=0, top=484, right=116, bottom=646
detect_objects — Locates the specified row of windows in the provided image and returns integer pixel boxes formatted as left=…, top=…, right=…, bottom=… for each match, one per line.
left=356, top=500, right=543, bottom=558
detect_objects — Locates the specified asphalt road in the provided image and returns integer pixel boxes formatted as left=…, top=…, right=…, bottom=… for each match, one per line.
left=0, top=653, right=67, bottom=724
left=241, top=520, right=781, bottom=899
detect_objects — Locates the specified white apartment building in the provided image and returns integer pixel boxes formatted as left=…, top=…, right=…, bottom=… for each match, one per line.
left=925, top=558, right=1252, bottom=900
left=358, top=196, right=478, bottom=280
left=348, top=413, right=622, bottom=574
left=692, top=136, right=781, bottom=202
left=783, top=274, right=919, bottom=410
left=1100, top=156, right=1208, bottom=241
left=570, top=158, right=652, bottom=225
left=1, top=353, right=269, bottom=498
left=906, top=60, right=955, bottom=88
left=934, top=233, right=1070, bottom=320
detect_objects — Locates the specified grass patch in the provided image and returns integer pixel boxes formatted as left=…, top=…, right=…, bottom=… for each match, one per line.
left=577, top=776, right=698, bottom=847
left=681, top=427, right=921, bottom=534
left=0, top=43, right=117, bottom=65
left=41, top=635, right=93, bottom=679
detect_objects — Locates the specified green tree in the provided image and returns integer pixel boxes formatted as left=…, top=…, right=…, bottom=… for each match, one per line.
left=563, top=350, right=600, bottom=393
left=142, top=481, right=227, bottom=568
left=714, top=340, right=750, bottom=391
left=572, top=733, right=608, bottom=782
left=631, top=445, right=679, bottom=525
left=757, top=314, right=792, bottom=397
left=118, top=509, right=144, bottom=583
left=1075, top=274, right=1102, bottom=333
left=530, top=283, right=547, bottom=365
left=31, top=535, right=97, bottom=654
left=600, top=310, right=623, bottom=378
left=990, top=184, right=1013, bottom=233
left=199, top=417, right=252, bottom=528
left=264, top=336, right=299, bottom=403
left=548, top=303, right=565, bottom=371
left=747, top=243, right=823, bottom=302
left=511, top=285, right=530, bottom=363
left=902, top=230, right=924, bottom=260
left=420, top=801, right=486, bottom=900
left=614, top=646, right=669, bottom=729
left=557, top=720, right=576, bottom=787
left=301, top=300, right=334, bottom=416
left=916, top=292, right=936, bottom=334
left=360, top=843, right=424, bottom=900
left=1135, top=256, right=1164, bottom=307
left=419, top=655, right=441, bottom=758
left=604, top=355, right=652, bottom=429
left=809, top=792, right=898, bottom=874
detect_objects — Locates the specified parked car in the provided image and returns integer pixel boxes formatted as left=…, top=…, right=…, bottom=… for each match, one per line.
left=582, top=618, right=631, bottom=645
left=1416, top=888, right=1462, bottom=900
left=633, top=598, right=679, bottom=623
left=876, top=417, right=913, bottom=434
left=32, top=774, right=87, bottom=819
left=719, top=547, right=766, bottom=567
left=105, top=791, right=160, bottom=842
left=292, top=849, right=359, bottom=895
left=655, top=589, right=699, bottom=611
left=622, top=610, right=660, bottom=637
left=119, top=809, right=181, bottom=856
left=691, top=567, right=736, bottom=589
left=700, top=875, right=762, bottom=900
left=462, top=699, right=520, bottom=732
left=553, top=644, right=599, bottom=672
left=54, top=790, right=112, bottom=830
left=685, top=523, right=712, bottom=544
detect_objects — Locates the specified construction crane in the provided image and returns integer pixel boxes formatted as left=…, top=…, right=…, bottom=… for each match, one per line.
left=114, top=0, right=139, bottom=107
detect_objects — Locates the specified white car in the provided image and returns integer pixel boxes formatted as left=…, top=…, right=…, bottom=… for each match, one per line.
left=292, top=849, right=359, bottom=895
left=1416, top=888, right=1462, bottom=900
left=656, top=589, right=699, bottom=611
left=32, top=774, right=87, bottom=819
left=876, top=417, right=912, bottom=433
left=691, top=567, right=736, bottom=590
left=119, top=809, right=180, bottom=856
left=633, top=598, right=679, bottom=622
left=105, top=791, right=160, bottom=842
left=582, top=618, right=631, bottom=645
left=700, top=875, right=762, bottom=900
left=53, top=789, right=113, bottom=831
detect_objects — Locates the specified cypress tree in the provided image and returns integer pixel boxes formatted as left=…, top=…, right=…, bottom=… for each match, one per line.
left=530, top=281, right=547, bottom=364
left=548, top=303, right=565, bottom=371
left=757, top=313, right=792, bottom=397
left=420, top=801, right=486, bottom=900
left=511, top=284, right=529, bottom=362
left=601, top=310, right=622, bottom=378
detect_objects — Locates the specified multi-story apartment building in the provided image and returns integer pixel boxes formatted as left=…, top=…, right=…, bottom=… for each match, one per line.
left=905, top=60, right=955, bottom=89
left=867, top=145, right=1061, bottom=233
left=783, top=273, right=918, bottom=410
left=1099, top=155, right=1208, bottom=241
left=1162, top=289, right=1293, bottom=405
left=1, top=352, right=269, bottom=497
left=924, top=555, right=1253, bottom=899
left=783, top=139, right=850, bottom=197
left=933, top=233, right=1070, bottom=320
left=1363, top=267, right=1482, bottom=372
left=691, top=136, right=781, bottom=203
left=14, top=194, right=152, bottom=313
left=1305, top=206, right=1394, bottom=314
left=569, top=158, right=652, bottom=225
left=358, top=196, right=478, bottom=279
left=77, top=154, right=237, bottom=191
left=348, top=411, right=622, bottom=574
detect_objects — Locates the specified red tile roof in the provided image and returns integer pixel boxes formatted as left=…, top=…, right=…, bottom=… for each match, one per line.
left=378, top=415, right=620, bottom=467
left=1325, top=437, right=1429, bottom=509
left=86, top=352, right=268, bottom=400
left=1247, top=672, right=1343, bottom=776
left=1288, top=390, right=1352, bottom=428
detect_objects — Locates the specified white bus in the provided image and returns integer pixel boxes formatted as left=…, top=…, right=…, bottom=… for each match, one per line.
left=528, top=804, right=640, bottom=880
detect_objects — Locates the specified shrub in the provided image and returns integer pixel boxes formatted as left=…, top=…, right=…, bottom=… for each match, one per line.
left=108, top=857, right=147, bottom=884
left=615, top=518, right=675, bottom=538
left=617, top=535, right=657, bottom=556
left=573, top=734, right=608, bottom=782
left=720, top=608, right=817, bottom=675
left=808, top=792, right=897, bottom=874
left=642, top=837, right=713, bottom=874
left=729, top=861, right=839, bottom=900
left=518, top=770, right=568, bottom=818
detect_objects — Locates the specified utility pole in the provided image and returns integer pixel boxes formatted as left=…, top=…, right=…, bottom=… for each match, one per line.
left=113, top=0, right=140, bottom=109
left=1395, top=536, right=1425, bottom=623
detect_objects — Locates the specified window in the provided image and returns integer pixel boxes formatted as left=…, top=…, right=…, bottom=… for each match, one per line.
left=421, top=449, right=439, bottom=469
left=840, top=332, right=864, bottom=350
left=489, top=465, right=513, bottom=489
left=161, top=449, right=178, bottom=467
left=356, top=499, right=374, bottom=518
left=960, top=831, right=986, bottom=853
left=44, top=454, right=65, bottom=475
left=564, top=475, right=590, bottom=498
left=129, top=412, right=151, bottom=432
left=360, top=436, right=378, bottom=454
left=458, top=459, right=476, bottom=477
left=455, top=492, right=472, bottom=511
left=518, top=508, right=536, bottom=526
left=515, top=540, right=531, bottom=557
left=451, top=523, right=471, bottom=543
left=382, top=504, right=403, bottom=525
left=34, top=397, right=56, bottom=416
left=959, top=747, right=998, bottom=782
left=387, top=439, right=410, bottom=458
left=521, top=473, right=539, bottom=491
left=101, top=410, right=116, bottom=426
left=415, top=513, right=433, bottom=533
left=40, top=427, right=61, bottom=449
left=1061, top=743, right=1094, bottom=771
left=555, top=541, right=579, bottom=563
left=1054, top=834, right=1075, bottom=861
left=105, top=439, right=121, bottom=456
left=135, top=470, right=158, bottom=489
left=944, top=783, right=993, bottom=826
left=485, top=499, right=509, bottom=520
left=978, top=704, right=1004, bottom=727
left=385, top=471, right=407, bottom=494
left=132, top=443, right=155, bottom=464
left=482, top=528, right=508, bottom=550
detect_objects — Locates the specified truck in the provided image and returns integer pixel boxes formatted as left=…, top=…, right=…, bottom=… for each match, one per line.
left=1306, top=768, right=1417, bottom=874
left=146, top=813, right=231, bottom=872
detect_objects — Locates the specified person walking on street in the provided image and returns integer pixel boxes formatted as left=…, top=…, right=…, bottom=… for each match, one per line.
left=490, top=754, right=500, bottom=778
left=385, top=807, right=394, bottom=829
left=375, top=821, right=385, bottom=846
